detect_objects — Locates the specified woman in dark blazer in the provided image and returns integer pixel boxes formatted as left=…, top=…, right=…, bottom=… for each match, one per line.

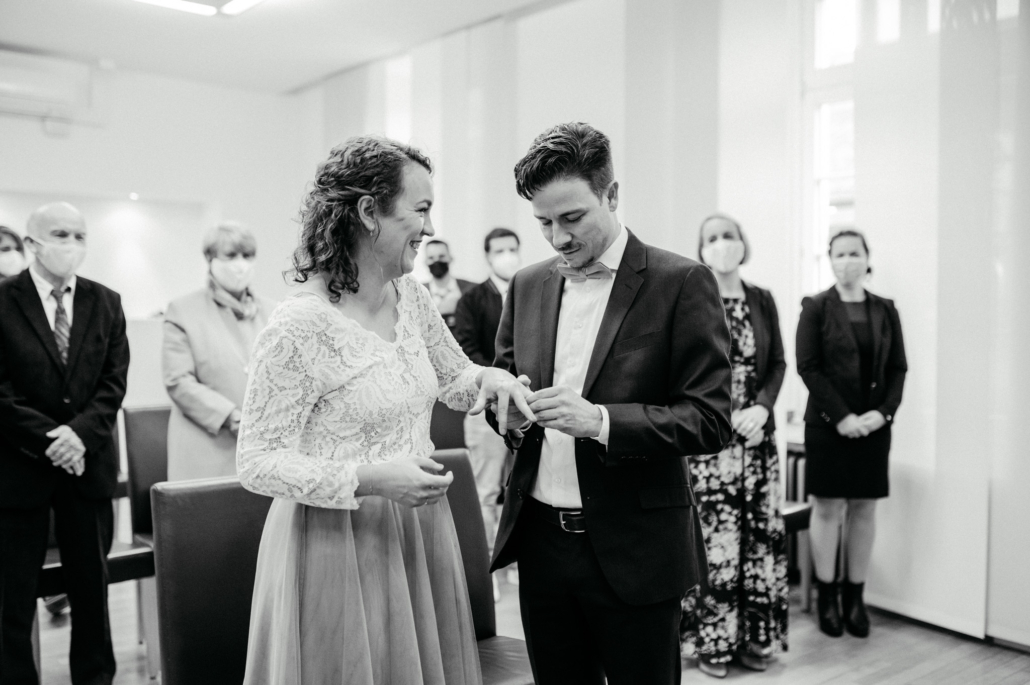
left=797, top=229, right=907, bottom=640
left=681, top=214, right=789, bottom=678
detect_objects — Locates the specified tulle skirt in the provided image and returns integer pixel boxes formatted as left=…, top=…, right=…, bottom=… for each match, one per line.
left=243, top=495, right=483, bottom=685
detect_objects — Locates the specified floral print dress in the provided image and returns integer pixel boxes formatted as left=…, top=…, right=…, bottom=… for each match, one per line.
left=680, top=297, right=789, bottom=664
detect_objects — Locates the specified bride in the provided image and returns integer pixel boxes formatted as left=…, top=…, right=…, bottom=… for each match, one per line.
left=236, top=136, right=533, bottom=685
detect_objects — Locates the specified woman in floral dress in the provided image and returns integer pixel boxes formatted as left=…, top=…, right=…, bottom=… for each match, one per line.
left=236, top=137, right=534, bottom=685
left=681, top=214, right=789, bottom=678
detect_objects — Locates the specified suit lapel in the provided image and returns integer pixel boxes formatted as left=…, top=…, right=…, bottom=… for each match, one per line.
left=538, top=264, right=563, bottom=389
left=10, top=270, right=65, bottom=370
left=65, top=280, right=97, bottom=375
left=581, top=233, right=646, bottom=399
left=744, top=282, right=768, bottom=381
left=868, top=294, right=886, bottom=370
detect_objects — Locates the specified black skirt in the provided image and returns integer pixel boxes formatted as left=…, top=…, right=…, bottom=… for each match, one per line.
left=804, top=422, right=891, bottom=499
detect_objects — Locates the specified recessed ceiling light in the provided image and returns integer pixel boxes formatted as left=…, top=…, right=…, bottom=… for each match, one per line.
left=129, top=193, right=140, bottom=201
left=131, top=0, right=218, bottom=16
left=220, top=0, right=266, bottom=16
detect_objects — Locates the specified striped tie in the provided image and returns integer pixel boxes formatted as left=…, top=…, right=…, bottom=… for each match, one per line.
left=51, top=288, right=70, bottom=365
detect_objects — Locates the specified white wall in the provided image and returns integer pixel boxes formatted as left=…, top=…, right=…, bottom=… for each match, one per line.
left=0, top=69, right=311, bottom=307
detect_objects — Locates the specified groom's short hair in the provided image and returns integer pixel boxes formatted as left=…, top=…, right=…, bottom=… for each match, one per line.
left=514, top=122, right=615, bottom=201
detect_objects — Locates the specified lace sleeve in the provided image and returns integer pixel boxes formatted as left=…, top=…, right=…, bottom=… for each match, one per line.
left=236, top=306, right=361, bottom=509
left=407, top=278, right=482, bottom=411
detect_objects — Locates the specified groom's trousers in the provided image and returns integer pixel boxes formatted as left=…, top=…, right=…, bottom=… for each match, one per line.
left=516, top=497, right=682, bottom=685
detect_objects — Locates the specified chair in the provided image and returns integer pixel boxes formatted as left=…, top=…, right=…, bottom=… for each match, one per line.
left=151, top=455, right=533, bottom=685
left=123, top=405, right=171, bottom=678
left=433, top=449, right=534, bottom=685
left=783, top=500, right=813, bottom=612
left=430, top=400, right=467, bottom=449
left=151, top=478, right=272, bottom=685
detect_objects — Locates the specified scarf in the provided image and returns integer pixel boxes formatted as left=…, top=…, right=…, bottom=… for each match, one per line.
left=209, top=276, right=258, bottom=321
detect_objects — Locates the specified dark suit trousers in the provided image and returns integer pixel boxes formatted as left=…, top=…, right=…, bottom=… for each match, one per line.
left=0, top=480, right=115, bottom=685
left=516, top=502, right=682, bottom=685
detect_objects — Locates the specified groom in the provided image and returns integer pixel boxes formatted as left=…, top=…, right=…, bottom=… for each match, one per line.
left=488, top=122, right=733, bottom=685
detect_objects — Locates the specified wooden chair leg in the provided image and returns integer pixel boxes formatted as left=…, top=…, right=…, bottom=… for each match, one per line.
left=798, top=530, right=813, bottom=613
left=31, top=606, right=41, bottom=676
left=139, top=576, right=161, bottom=679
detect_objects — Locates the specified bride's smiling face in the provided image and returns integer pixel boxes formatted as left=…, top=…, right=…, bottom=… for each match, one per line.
left=374, top=163, right=435, bottom=280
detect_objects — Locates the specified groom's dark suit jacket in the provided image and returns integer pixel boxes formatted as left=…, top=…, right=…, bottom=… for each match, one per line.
left=488, top=229, right=733, bottom=606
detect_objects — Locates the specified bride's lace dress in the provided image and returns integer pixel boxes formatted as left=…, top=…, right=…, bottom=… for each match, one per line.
left=237, top=275, right=484, bottom=685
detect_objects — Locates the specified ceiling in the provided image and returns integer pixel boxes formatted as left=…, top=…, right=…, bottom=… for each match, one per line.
left=0, top=0, right=547, bottom=93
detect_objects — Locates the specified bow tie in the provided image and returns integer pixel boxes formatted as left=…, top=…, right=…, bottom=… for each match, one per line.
left=557, top=261, right=613, bottom=283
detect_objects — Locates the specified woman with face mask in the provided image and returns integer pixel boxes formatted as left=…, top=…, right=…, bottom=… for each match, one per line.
left=796, top=230, right=908, bottom=640
left=681, top=215, right=789, bottom=678
left=161, top=222, right=275, bottom=481
left=0, top=225, right=28, bottom=282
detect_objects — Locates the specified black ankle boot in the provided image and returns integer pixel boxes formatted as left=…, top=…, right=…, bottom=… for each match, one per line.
left=842, top=581, right=870, bottom=637
left=817, top=580, right=844, bottom=637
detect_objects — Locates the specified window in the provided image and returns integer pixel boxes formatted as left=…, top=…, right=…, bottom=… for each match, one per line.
left=812, top=101, right=855, bottom=288
left=814, top=0, right=858, bottom=69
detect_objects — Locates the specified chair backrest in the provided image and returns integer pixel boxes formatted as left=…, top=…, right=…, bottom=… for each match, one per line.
left=434, top=448, right=496, bottom=640
left=151, top=477, right=272, bottom=685
left=430, top=401, right=467, bottom=449
left=123, top=406, right=170, bottom=537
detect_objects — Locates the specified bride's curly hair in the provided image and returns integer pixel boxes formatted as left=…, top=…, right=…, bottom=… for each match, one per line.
left=291, top=136, right=432, bottom=302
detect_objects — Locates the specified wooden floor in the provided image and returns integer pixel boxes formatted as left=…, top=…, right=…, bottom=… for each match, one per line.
left=38, top=574, right=1030, bottom=684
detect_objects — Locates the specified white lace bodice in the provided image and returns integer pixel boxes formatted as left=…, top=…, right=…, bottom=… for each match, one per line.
left=237, top=275, right=482, bottom=509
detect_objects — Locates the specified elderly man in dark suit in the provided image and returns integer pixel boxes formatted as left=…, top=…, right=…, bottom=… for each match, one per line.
left=0, top=202, right=129, bottom=685
left=486, top=123, right=732, bottom=685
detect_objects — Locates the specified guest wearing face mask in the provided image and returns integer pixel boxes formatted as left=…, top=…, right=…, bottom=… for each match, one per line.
left=679, top=214, right=789, bottom=678
left=453, top=227, right=522, bottom=599
left=796, top=229, right=907, bottom=640
left=0, top=225, right=28, bottom=283
left=162, top=222, right=275, bottom=481
left=422, top=238, right=474, bottom=331
left=0, top=202, right=129, bottom=685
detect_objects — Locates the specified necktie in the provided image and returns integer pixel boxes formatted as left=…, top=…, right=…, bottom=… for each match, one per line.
left=51, top=288, right=70, bottom=365
left=556, top=261, right=613, bottom=283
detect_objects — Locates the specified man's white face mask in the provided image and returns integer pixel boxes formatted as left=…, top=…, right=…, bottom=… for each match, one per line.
left=28, top=238, right=86, bottom=280
left=489, top=251, right=521, bottom=282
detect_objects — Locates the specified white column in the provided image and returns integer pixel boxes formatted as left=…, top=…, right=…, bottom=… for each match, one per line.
left=986, top=0, right=1030, bottom=647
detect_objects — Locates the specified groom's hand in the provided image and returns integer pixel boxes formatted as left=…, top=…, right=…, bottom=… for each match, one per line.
left=527, top=386, right=603, bottom=439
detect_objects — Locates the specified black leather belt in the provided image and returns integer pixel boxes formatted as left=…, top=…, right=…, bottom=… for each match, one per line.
left=525, top=496, right=587, bottom=534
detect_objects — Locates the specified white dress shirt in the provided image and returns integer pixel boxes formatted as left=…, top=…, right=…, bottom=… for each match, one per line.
left=531, top=225, right=628, bottom=509
left=489, top=273, right=510, bottom=302
left=29, top=264, right=76, bottom=331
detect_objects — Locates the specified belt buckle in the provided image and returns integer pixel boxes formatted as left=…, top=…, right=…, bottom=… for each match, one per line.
left=558, top=510, right=585, bottom=534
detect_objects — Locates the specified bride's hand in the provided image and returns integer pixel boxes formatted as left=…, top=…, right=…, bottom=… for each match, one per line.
left=468, top=368, right=536, bottom=433
left=358, top=458, right=454, bottom=508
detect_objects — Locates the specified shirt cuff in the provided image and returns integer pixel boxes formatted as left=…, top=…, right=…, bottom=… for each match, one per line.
left=594, top=405, right=610, bottom=446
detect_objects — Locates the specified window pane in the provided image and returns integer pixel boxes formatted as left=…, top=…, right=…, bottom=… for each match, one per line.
left=815, top=101, right=854, bottom=178
left=997, top=0, right=1020, bottom=20
left=877, top=0, right=900, bottom=43
left=813, top=100, right=856, bottom=289
left=928, top=0, right=941, bottom=34
left=815, top=0, right=858, bottom=69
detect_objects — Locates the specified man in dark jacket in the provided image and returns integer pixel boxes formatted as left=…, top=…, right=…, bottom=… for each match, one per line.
left=453, top=228, right=521, bottom=582
left=0, top=202, right=129, bottom=685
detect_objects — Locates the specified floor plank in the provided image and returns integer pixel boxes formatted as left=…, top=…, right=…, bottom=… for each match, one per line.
left=37, top=571, right=1030, bottom=684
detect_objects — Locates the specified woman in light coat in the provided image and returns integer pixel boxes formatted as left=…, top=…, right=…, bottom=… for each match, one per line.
left=163, top=222, right=275, bottom=481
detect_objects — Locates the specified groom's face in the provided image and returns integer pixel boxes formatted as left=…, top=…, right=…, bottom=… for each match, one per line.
left=531, top=176, right=619, bottom=269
